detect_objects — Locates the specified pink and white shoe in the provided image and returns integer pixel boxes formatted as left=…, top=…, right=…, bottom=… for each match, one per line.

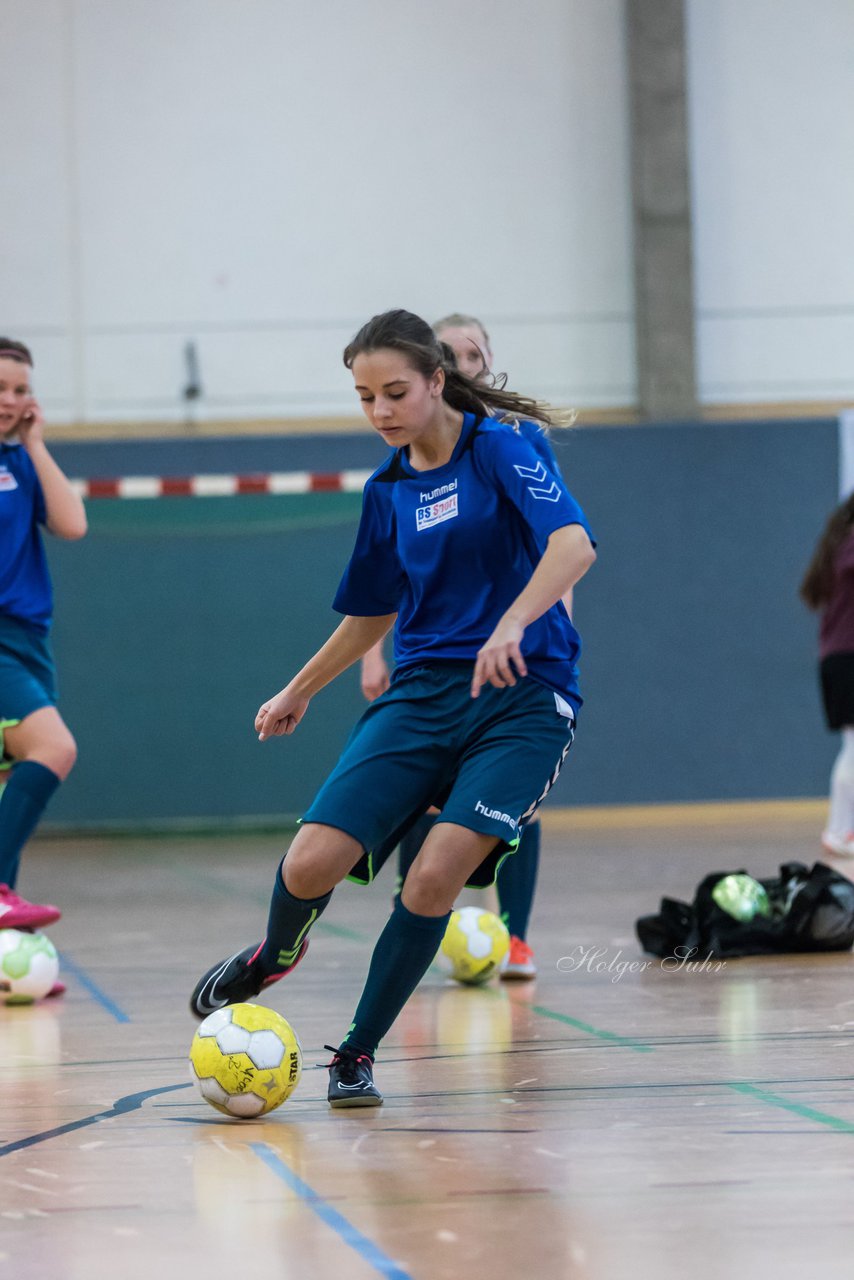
left=0, top=884, right=62, bottom=930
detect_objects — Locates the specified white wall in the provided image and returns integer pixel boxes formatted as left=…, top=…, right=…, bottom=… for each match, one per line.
left=686, top=0, right=854, bottom=405
left=0, top=2, right=77, bottom=415
left=6, top=0, right=851, bottom=423
left=0, top=0, right=634, bottom=424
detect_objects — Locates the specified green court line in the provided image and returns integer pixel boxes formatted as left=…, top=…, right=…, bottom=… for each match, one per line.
left=424, top=956, right=654, bottom=1052
left=166, top=854, right=854, bottom=1131
left=510, top=998, right=654, bottom=1052
left=726, top=1082, right=854, bottom=1133
left=175, top=859, right=650, bottom=1048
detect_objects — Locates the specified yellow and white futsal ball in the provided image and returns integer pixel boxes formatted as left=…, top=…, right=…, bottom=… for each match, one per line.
left=189, top=1003, right=302, bottom=1118
left=441, top=906, right=510, bottom=985
left=0, top=929, right=59, bottom=1004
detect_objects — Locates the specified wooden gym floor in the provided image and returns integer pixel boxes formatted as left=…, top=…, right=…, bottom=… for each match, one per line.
left=2, top=801, right=853, bottom=1280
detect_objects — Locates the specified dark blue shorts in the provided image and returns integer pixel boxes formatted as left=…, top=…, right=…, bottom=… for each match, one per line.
left=302, top=664, right=575, bottom=887
left=0, top=615, right=57, bottom=760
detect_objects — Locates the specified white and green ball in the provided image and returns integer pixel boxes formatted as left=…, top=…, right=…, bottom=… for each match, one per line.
left=441, top=906, right=510, bottom=985
left=0, top=929, right=59, bottom=1004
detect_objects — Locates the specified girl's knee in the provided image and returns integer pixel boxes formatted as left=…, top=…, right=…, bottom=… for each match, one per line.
left=401, top=861, right=454, bottom=916
left=282, top=823, right=358, bottom=898
left=38, top=723, right=77, bottom=779
left=282, top=842, right=315, bottom=896
left=31, top=732, right=77, bottom=780
left=7, top=710, right=76, bottom=779
left=54, top=734, right=77, bottom=779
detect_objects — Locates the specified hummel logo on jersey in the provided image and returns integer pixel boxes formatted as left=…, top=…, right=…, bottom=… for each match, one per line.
left=512, top=460, right=561, bottom=502
left=0, top=467, right=19, bottom=492
left=475, top=800, right=518, bottom=831
left=420, top=479, right=457, bottom=503
left=513, top=461, right=548, bottom=482
left=527, top=481, right=561, bottom=501
left=416, top=492, right=458, bottom=531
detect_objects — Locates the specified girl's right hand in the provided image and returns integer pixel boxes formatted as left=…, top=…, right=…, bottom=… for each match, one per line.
left=255, top=687, right=310, bottom=740
left=471, top=614, right=527, bottom=698
left=17, top=398, right=45, bottom=448
left=360, top=648, right=390, bottom=701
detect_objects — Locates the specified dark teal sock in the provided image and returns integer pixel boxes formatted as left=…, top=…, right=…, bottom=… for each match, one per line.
left=0, top=761, right=61, bottom=888
left=256, top=859, right=332, bottom=975
left=497, top=819, right=541, bottom=940
left=342, top=897, right=450, bottom=1058
left=395, top=812, right=437, bottom=892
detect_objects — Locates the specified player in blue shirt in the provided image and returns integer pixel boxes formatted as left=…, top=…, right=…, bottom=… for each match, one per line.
left=190, top=309, right=596, bottom=1107
left=0, top=338, right=87, bottom=944
left=361, top=311, right=574, bottom=978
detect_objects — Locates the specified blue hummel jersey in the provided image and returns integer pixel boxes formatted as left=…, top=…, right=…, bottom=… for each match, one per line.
left=514, top=417, right=561, bottom=472
left=333, top=414, right=594, bottom=709
left=0, top=443, right=52, bottom=631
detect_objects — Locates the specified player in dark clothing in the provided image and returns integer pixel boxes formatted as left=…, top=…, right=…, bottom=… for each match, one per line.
left=361, top=311, right=576, bottom=978
left=801, top=494, right=854, bottom=857
left=190, top=309, right=596, bottom=1107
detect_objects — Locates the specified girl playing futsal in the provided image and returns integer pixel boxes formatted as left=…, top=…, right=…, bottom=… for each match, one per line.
left=190, top=309, right=595, bottom=1106
left=361, top=311, right=574, bottom=978
left=0, top=339, right=87, bottom=942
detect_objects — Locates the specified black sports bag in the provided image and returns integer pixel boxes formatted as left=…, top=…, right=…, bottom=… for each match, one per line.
left=635, top=861, right=854, bottom=960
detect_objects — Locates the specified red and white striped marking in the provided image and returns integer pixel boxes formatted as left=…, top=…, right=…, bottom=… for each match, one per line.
left=70, top=469, right=373, bottom=499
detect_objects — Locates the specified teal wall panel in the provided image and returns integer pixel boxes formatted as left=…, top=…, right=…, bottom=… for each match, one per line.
left=43, top=419, right=838, bottom=828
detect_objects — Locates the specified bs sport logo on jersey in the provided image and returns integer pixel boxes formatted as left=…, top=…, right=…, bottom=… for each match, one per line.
left=416, top=479, right=459, bottom=531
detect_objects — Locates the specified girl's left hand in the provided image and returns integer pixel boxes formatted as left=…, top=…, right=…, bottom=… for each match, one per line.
left=17, top=399, right=45, bottom=448
left=471, top=616, right=527, bottom=698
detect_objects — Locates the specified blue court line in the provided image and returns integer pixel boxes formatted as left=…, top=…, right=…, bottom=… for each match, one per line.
left=58, top=951, right=131, bottom=1023
left=0, top=1083, right=190, bottom=1158
left=251, top=1142, right=414, bottom=1279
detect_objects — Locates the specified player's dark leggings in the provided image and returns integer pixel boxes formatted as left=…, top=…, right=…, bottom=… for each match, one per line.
left=0, top=762, right=61, bottom=888
left=256, top=859, right=448, bottom=1059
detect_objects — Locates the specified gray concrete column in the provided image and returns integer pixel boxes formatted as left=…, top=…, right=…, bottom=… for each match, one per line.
left=627, top=0, right=698, bottom=419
